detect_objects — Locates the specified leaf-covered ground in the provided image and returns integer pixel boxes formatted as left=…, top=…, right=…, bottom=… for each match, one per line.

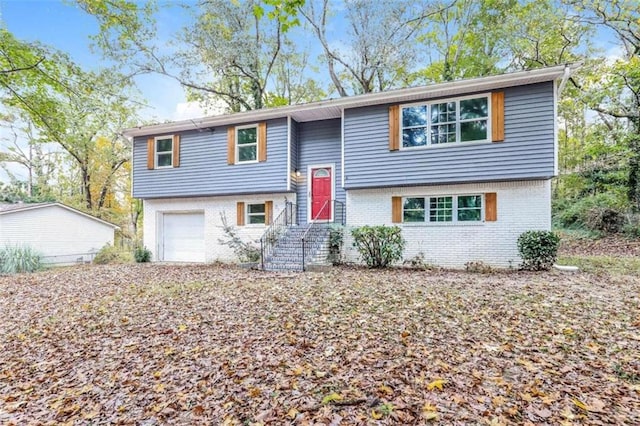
left=1, top=264, right=639, bottom=425
left=559, top=233, right=640, bottom=258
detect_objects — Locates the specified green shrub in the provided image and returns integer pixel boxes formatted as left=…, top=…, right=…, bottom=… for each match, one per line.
left=218, top=212, right=260, bottom=263
left=585, top=207, right=625, bottom=233
left=517, top=230, right=560, bottom=271
left=351, top=225, right=405, bottom=268
left=622, top=214, right=640, bottom=239
left=327, top=225, right=344, bottom=265
left=0, top=246, right=43, bottom=274
left=134, top=246, right=152, bottom=263
left=93, top=243, right=133, bottom=265
left=623, top=223, right=640, bottom=239
left=554, top=193, right=627, bottom=231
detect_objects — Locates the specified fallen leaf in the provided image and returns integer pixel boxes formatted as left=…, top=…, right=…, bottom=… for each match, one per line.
left=321, top=393, right=342, bottom=404
left=572, top=398, right=589, bottom=411
left=424, top=412, right=439, bottom=421
left=286, top=408, right=298, bottom=419
left=535, top=408, right=552, bottom=418
left=422, top=402, right=437, bottom=412
left=378, top=384, right=393, bottom=396
left=427, top=379, right=448, bottom=391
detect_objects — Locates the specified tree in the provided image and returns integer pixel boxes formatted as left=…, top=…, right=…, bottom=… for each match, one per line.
left=0, top=116, right=57, bottom=199
left=300, top=0, right=446, bottom=96
left=566, top=0, right=640, bottom=209
left=80, top=0, right=318, bottom=112
left=179, top=0, right=287, bottom=111
left=0, top=28, right=138, bottom=213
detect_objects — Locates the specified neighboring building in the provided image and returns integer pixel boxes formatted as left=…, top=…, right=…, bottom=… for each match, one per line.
left=125, top=65, right=575, bottom=269
left=0, top=202, right=119, bottom=264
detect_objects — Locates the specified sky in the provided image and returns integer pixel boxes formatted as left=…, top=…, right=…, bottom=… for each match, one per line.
left=0, top=0, right=205, bottom=122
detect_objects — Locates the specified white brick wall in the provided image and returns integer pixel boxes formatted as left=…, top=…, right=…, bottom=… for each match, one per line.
left=344, top=180, right=551, bottom=268
left=144, top=193, right=295, bottom=263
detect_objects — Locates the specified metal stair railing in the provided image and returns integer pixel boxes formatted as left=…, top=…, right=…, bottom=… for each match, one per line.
left=260, top=201, right=297, bottom=270
left=301, top=199, right=345, bottom=271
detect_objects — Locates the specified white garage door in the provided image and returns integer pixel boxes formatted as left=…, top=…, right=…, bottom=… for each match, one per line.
left=162, top=212, right=205, bottom=262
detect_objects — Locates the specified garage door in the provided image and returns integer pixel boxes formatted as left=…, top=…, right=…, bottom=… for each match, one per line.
left=162, top=212, right=205, bottom=262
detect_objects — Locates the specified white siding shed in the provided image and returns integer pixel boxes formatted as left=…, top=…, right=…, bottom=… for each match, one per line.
left=0, top=203, right=119, bottom=264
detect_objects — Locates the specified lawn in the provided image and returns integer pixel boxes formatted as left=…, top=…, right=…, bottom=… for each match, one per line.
left=0, top=264, right=639, bottom=425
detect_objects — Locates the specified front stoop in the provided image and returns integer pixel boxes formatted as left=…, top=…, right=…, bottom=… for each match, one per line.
left=263, top=225, right=331, bottom=272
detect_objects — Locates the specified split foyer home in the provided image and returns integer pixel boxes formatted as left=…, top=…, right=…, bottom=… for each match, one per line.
left=125, top=65, right=575, bottom=270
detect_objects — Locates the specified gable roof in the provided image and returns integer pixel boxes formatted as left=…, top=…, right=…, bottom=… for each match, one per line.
left=124, top=64, right=578, bottom=138
left=0, top=202, right=120, bottom=229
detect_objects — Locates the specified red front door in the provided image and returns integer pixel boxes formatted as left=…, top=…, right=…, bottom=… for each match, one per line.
left=311, top=167, right=332, bottom=221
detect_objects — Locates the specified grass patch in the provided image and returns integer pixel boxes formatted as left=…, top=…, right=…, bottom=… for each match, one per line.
left=557, top=255, right=640, bottom=274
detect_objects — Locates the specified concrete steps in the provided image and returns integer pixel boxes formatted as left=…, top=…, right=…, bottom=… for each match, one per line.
left=263, top=225, right=331, bottom=272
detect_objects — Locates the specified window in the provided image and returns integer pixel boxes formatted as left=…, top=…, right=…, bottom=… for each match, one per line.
left=237, top=126, right=258, bottom=163
left=401, top=95, right=489, bottom=148
left=402, top=195, right=483, bottom=223
left=313, top=168, right=330, bottom=178
left=403, top=197, right=425, bottom=222
left=155, top=136, right=173, bottom=168
left=429, top=196, right=453, bottom=222
left=457, top=195, right=482, bottom=221
left=247, top=203, right=266, bottom=224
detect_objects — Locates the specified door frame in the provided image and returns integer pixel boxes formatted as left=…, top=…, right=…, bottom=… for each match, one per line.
left=307, top=163, right=335, bottom=223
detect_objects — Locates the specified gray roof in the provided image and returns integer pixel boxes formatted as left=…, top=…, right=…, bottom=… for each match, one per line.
left=0, top=202, right=120, bottom=229
left=0, top=202, right=51, bottom=213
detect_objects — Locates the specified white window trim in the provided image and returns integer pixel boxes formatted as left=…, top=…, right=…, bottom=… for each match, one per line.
left=246, top=202, right=267, bottom=226
left=399, top=92, right=492, bottom=151
left=236, top=124, right=259, bottom=164
left=402, top=193, right=485, bottom=225
left=307, top=163, right=335, bottom=223
left=155, top=135, right=174, bottom=169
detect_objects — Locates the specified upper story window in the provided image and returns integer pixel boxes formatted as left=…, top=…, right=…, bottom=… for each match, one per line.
left=155, top=136, right=174, bottom=168
left=403, top=194, right=483, bottom=223
left=401, top=95, right=489, bottom=149
left=237, top=125, right=258, bottom=163
left=147, top=135, right=179, bottom=170
left=228, top=122, right=267, bottom=165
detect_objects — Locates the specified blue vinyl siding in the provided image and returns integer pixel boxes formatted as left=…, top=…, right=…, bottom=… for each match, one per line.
left=343, top=82, right=555, bottom=188
left=133, top=118, right=289, bottom=198
left=295, top=119, right=345, bottom=224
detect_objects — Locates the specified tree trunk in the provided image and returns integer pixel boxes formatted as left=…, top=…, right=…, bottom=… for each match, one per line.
left=82, top=168, right=92, bottom=210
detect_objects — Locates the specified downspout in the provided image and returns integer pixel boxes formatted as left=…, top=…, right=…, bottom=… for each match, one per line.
left=554, top=64, right=573, bottom=177
left=287, top=115, right=291, bottom=192
left=557, top=64, right=571, bottom=98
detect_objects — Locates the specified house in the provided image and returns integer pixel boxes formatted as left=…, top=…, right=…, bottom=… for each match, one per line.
left=125, top=65, right=575, bottom=269
left=0, top=202, right=119, bottom=264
